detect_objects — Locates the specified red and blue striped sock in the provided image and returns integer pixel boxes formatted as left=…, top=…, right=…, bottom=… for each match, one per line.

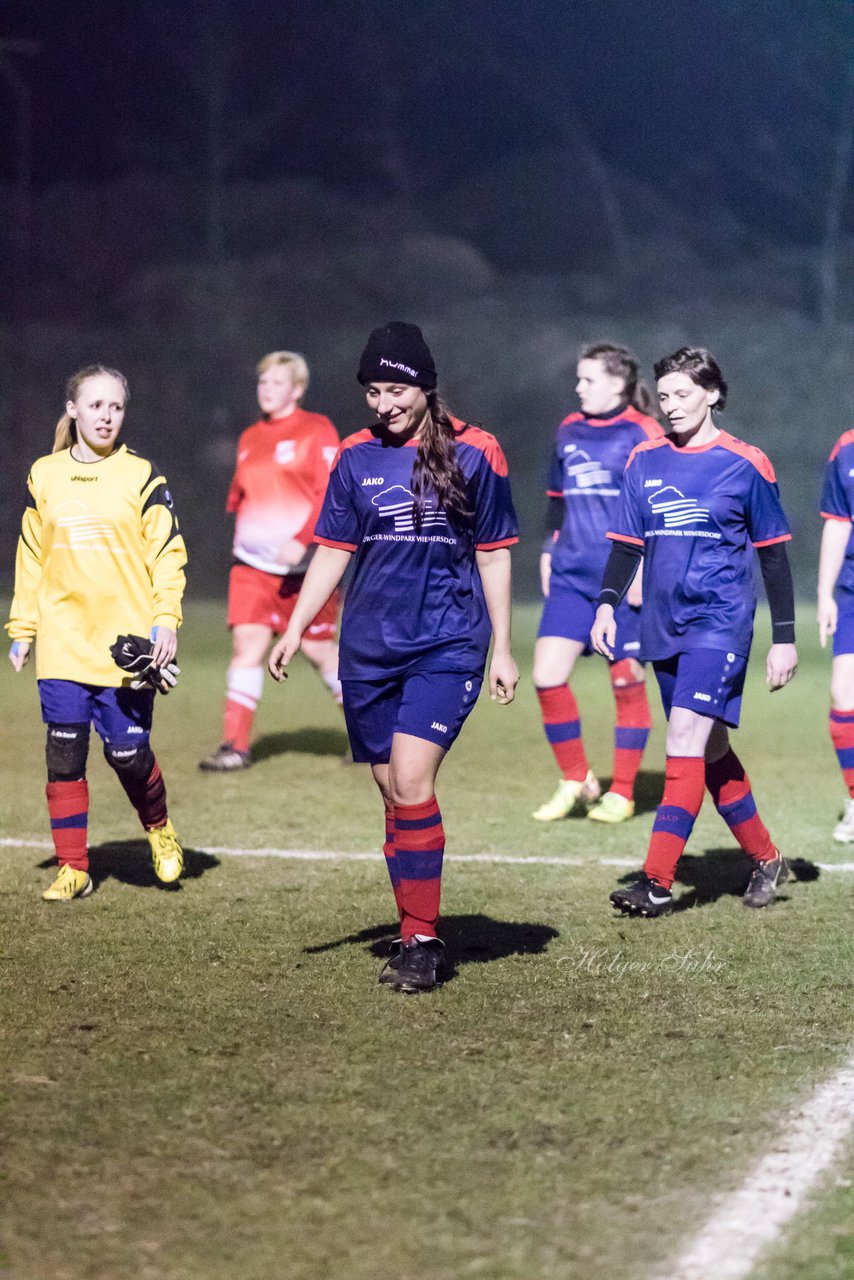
left=610, top=663, right=651, bottom=801
left=394, top=796, right=445, bottom=943
left=46, top=780, right=89, bottom=872
left=705, top=748, right=774, bottom=862
left=644, top=756, right=705, bottom=889
left=829, top=709, right=854, bottom=797
left=536, top=684, right=588, bottom=782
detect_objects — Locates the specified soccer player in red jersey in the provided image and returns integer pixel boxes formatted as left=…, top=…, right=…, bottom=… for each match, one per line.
left=199, top=351, right=341, bottom=771
left=818, top=428, right=854, bottom=840
left=534, top=344, right=662, bottom=825
left=269, top=322, right=519, bottom=992
left=591, top=348, right=797, bottom=915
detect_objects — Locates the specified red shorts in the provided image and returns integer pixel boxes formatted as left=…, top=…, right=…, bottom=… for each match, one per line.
left=227, top=563, right=339, bottom=640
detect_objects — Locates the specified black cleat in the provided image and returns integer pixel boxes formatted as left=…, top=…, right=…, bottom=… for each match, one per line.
left=610, top=872, right=673, bottom=918
left=387, top=938, right=445, bottom=993
left=377, top=938, right=404, bottom=986
left=743, top=852, right=789, bottom=909
left=198, top=743, right=252, bottom=772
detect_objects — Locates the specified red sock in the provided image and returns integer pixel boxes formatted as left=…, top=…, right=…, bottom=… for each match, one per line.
left=705, top=748, right=774, bottom=862
left=223, top=666, right=264, bottom=753
left=117, top=760, right=168, bottom=830
left=644, top=757, right=705, bottom=889
left=830, top=709, right=854, bottom=797
left=394, top=796, right=444, bottom=943
left=382, top=803, right=402, bottom=923
left=537, top=684, right=588, bottom=782
left=46, top=780, right=89, bottom=872
left=610, top=662, right=652, bottom=801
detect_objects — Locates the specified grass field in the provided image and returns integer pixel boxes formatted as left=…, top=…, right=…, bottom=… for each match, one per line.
left=2, top=602, right=854, bottom=1280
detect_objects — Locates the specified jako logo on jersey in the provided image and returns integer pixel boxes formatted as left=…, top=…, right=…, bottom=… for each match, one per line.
left=647, top=486, right=711, bottom=527
left=371, top=484, right=447, bottom=533
left=361, top=477, right=385, bottom=486
left=274, top=440, right=296, bottom=465
left=431, top=721, right=449, bottom=733
left=644, top=478, right=663, bottom=488
left=379, top=357, right=418, bottom=378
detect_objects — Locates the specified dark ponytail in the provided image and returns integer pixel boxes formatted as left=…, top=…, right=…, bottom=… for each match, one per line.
left=581, top=342, right=655, bottom=415
left=411, top=391, right=472, bottom=531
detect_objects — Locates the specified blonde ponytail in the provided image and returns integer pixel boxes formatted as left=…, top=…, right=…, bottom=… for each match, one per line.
left=52, top=364, right=130, bottom=453
left=53, top=412, right=76, bottom=453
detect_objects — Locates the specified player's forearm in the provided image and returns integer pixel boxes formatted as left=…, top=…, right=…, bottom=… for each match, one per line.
left=818, top=519, right=850, bottom=602
left=476, top=547, right=513, bottom=654
left=288, top=546, right=351, bottom=637
left=598, top=539, right=644, bottom=608
left=757, top=542, right=796, bottom=644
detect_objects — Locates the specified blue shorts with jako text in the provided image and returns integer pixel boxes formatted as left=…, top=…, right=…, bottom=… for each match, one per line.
left=342, top=669, right=483, bottom=764
left=538, top=579, right=642, bottom=662
left=652, top=649, right=748, bottom=729
left=38, top=680, right=155, bottom=746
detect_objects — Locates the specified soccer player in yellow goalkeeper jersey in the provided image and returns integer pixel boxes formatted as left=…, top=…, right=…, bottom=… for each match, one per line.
left=6, top=365, right=188, bottom=900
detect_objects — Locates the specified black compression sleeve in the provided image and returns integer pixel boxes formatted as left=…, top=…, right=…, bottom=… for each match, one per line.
left=544, top=496, right=564, bottom=539
left=597, top=540, right=644, bottom=608
left=757, top=542, right=796, bottom=644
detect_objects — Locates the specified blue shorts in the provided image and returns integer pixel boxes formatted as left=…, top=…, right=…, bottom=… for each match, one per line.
left=538, top=579, right=642, bottom=661
left=342, top=669, right=483, bottom=764
left=653, top=649, right=748, bottom=729
left=38, top=680, right=155, bottom=746
left=833, top=595, right=854, bottom=656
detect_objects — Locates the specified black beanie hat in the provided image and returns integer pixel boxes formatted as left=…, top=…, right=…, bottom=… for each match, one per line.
left=357, top=321, right=437, bottom=390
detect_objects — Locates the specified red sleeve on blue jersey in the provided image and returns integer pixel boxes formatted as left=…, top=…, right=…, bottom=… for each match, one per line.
left=313, top=443, right=360, bottom=551
left=719, top=439, right=791, bottom=547
left=821, top=431, right=854, bottom=522
left=458, top=427, right=519, bottom=550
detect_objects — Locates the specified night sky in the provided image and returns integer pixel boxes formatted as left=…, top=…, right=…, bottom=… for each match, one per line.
left=2, top=0, right=851, bottom=248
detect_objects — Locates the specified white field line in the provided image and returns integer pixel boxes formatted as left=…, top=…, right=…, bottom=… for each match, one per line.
left=3, top=836, right=854, bottom=873
left=659, top=1056, right=854, bottom=1280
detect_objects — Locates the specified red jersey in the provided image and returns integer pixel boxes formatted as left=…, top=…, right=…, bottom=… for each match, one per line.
left=227, top=409, right=339, bottom=575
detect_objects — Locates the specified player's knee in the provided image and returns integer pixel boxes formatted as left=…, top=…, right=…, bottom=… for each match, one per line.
left=45, top=723, right=90, bottom=781
left=610, top=658, right=643, bottom=687
left=103, top=740, right=154, bottom=781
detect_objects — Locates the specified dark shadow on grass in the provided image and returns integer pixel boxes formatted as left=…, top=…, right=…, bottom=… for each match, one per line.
left=611, top=847, right=818, bottom=912
left=38, top=841, right=219, bottom=893
left=627, top=770, right=664, bottom=816
left=251, top=727, right=350, bottom=762
left=304, top=914, right=560, bottom=983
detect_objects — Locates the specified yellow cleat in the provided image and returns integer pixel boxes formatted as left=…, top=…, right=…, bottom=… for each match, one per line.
left=42, top=864, right=93, bottom=902
left=147, top=818, right=184, bottom=883
left=532, top=771, right=601, bottom=821
left=588, top=791, right=636, bottom=824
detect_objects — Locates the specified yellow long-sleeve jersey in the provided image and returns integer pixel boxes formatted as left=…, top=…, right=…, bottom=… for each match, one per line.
left=6, top=444, right=187, bottom=687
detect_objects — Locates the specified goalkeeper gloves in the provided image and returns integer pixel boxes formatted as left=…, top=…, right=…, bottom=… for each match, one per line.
left=110, top=633, right=180, bottom=694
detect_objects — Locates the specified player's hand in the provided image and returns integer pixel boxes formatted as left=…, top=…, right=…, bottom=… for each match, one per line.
left=767, top=643, right=798, bottom=691
left=268, top=627, right=300, bottom=682
left=540, top=552, right=552, bottom=598
left=626, top=577, right=643, bottom=609
left=150, top=626, right=177, bottom=666
left=818, top=596, right=838, bottom=649
left=590, top=604, right=616, bottom=659
left=489, top=650, right=519, bottom=704
left=277, top=540, right=309, bottom=569
left=8, top=640, right=31, bottom=672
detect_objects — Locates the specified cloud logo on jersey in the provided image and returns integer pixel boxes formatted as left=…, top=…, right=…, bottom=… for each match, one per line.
left=371, top=484, right=447, bottom=532
left=563, top=446, right=613, bottom=491
left=647, top=486, right=711, bottom=527
left=274, top=440, right=296, bottom=465
left=55, top=500, right=120, bottom=552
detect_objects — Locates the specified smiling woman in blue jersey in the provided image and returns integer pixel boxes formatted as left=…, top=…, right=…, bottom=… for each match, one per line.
left=591, top=347, right=798, bottom=916
left=268, top=322, right=519, bottom=992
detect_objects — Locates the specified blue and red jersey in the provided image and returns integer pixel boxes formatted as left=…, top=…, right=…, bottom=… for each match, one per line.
left=820, top=429, right=854, bottom=597
left=314, top=423, right=518, bottom=680
left=546, top=406, right=662, bottom=595
left=608, top=430, right=791, bottom=659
